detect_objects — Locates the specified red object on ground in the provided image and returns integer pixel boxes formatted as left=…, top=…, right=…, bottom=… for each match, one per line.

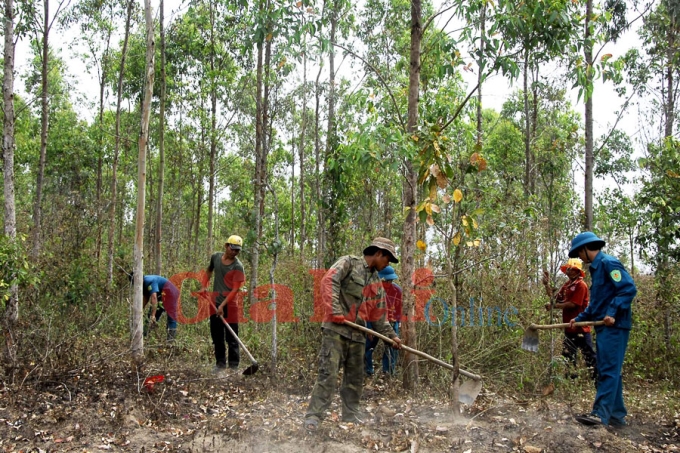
left=143, top=375, right=165, bottom=392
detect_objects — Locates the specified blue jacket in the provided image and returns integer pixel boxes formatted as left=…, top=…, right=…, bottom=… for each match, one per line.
left=574, top=252, right=636, bottom=330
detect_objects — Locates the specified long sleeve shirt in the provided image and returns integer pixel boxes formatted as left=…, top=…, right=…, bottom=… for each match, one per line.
left=555, top=277, right=590, bottom=333
left=574, top=252, right=637, bottom=330
left=320, top=255, right=397, bottom=343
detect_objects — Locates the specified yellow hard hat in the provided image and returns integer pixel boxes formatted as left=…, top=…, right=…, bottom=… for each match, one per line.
left=226, top=235, right=243, bottom=250
left=560, top=258, right=585, bottom=277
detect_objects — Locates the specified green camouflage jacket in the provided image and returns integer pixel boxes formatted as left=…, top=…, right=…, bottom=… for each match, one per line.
left=321, top=255, right=397, bottom=343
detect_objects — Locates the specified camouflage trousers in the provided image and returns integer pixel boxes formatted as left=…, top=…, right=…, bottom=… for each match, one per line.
left=306, top=329, right=365, bottom=421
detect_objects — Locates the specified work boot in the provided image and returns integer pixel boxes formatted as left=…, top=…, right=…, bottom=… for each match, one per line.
left=212, top=364, right=227, bottom=375
left=167, top=328, right=177, bottom=343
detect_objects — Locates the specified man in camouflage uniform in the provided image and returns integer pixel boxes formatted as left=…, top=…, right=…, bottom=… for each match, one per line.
left=304, top=237, right=402, bottom=431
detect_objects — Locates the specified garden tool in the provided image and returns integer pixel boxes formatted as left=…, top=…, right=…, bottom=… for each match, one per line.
left=220, top=316, right=259, bottom=375
left=521, top=320, right=605, bottom=352
left=344, top=320, right=483, bottom=405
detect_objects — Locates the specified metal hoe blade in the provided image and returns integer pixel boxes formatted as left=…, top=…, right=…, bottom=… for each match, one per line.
left=343, top=320, right=484, bottom=404
left=242, top=363, right=260, bottom=376
left=521, top=325, right=540, bottom=353
left=521, top=321, right=605, bottom=353
left=459, top=379, right=483, bottom=405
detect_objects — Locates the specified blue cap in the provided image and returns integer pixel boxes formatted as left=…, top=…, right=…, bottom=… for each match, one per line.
left=378, top=265, right=398, bottom=281
left=568, top=232, right=606, bottom=258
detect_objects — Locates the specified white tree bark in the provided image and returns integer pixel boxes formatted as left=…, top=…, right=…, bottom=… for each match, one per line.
left=132, top=0, right=155, bottom=365
left=3, top=0, right=18, bottom=372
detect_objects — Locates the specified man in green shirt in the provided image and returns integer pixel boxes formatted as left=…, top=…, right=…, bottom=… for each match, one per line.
left=304, top=237, right=402, bottom=431
left=202, top=235, right=246, bottom=372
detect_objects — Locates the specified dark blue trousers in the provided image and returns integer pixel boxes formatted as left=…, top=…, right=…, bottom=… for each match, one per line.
left=364, top=322, right=399, bottom=375
left=593, top=326, right=630, bottom=425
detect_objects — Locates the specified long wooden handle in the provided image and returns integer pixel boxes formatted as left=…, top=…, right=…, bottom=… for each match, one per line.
left=529, top=320, right=605, bottom=330
left=343, top=320, right=482, bottom=381
left=220, top=316, right=258, bottom=364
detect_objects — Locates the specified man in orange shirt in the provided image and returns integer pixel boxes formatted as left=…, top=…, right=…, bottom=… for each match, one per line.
left=543, top=258, right=596, bottom=379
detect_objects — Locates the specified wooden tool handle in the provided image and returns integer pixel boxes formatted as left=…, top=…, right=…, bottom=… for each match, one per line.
left=220, top=316, right=258, bottom=364
left=529, top=320, right=605, bottom=330
left=343, top=320, right=482, bottom=381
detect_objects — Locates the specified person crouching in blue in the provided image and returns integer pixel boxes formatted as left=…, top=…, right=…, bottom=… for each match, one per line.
left=568, top=232, right=637, bottom=427
left=365, top=265, right=403, bottom=376
left=142, top=275, right=179, bottom=343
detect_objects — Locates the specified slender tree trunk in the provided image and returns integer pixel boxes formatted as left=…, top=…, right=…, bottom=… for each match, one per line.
left=107, top=0, right=133, bottom=286
left=95, top=17, right=111, bottom=266
left=299, top=46, right=307, bottom=262
left=660, top=27, right=676, bottom=350
left=132, top=0, right=155, bottom=365
left=193, top=180, right=202, bottom=260
left=262, top=36, right=272, bottom=217
left=249, top=17, right=265, bottom=305
left=314, top=64, right=323, bottom=268
left=206, top=0, right=217, bottom=257
left=117, top=124, right=130, bottom=245
left=664, top=38, right=675, bottom=139
left=584, top=0, right=594, bottom=230
left=207, top=85, right=217, bottom=257
left=146, top=146, right=154, bottom=263
left=155, top=0, right=166, bottom=275
left=402, top=0, right=422, bottom=391
left=629, top=233, right=635, bottom=277
left=476, top=0, right=485, bottom=143
left=290, top=106, right=295, bottom=256
left=268, top=184, right=280, bottom=373
left=172, top=98, right=184, bottom=265
left=530, top=66, right=539, bottom=195
left=323, top=0, right=338, bottom=268
left=523, top=48, right=531, bottom=198
left=445, top=241, right=462, bottom=416
left=193, top=120, right=205, bottom=261
left=31, top=0, right=49, bottom=259
left=250, top=4, right=273, bottom=302
left=3, top=0, right=18, bottom=376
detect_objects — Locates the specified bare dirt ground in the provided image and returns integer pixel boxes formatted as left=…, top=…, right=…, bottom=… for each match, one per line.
left=1, top=356, right=678, bottom=453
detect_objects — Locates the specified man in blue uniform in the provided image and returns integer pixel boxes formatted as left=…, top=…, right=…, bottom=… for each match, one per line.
left=568, top=232, right=637, bottom=427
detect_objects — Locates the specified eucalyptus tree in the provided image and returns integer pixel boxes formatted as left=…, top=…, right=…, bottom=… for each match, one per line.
left=494, top=0, right=580, bottom=198
left=22, top=44, right=72, bottom=248
left=246, top=0, right=311, bottom=299
left=161, top=0, right=245, bottom=265
left=294, top=4, right=313, bottom=261
left=495, top=84, right=581, bottom=271
left=630, top=0, right=680, bottom=350
left=155, top=0, right=167, bottom=275
left=319, top=0, right=348, bottom=267
left=2, top=0, right=18, bottom=374
left=197, top=0, right=241, bottom=256
left=131, top=0, right=155, bottom=365
left=63, top=0, right=133, bottom=265
left=22, top=48, right=103, bottom=267
left=565, top=0, right=650, bottom=229
left=21, top=0, right=71, bottom=258
left=637, top=139, right=680, bottom=349
left=106, top=0, right=136, bottom=286
left=638, top=0, right=680, bottom=140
